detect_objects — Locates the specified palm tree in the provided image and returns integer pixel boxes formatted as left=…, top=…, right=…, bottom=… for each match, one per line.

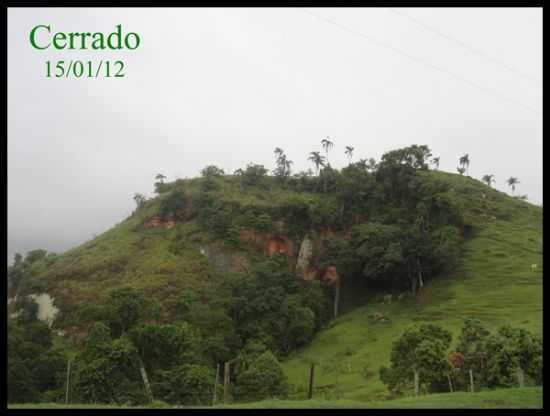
left=133, top=193, right=146, bottom=209
left=285, top=159, right=293, bottom=176
left=459, top=154, right=470, bottom=175
left=321, top=137, right=334, bottom=165
left=457, top=166, right=466, bottom=176
left=357, top=158, right=368, bottom=170
left=274, top=148, right=293, bottom=177
left=345, top=146, right=354, bottom=164
left=155, top=173, right=167, bottom=184
left=507, top=177, right=520, bottom=194
left=308, top=151, right=326, bottom=176
left=431, top=157, right=440, bottom=170
left=482, top=174, right=495, bottom=187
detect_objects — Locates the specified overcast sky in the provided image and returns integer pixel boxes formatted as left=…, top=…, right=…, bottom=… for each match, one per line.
left=8, top=7, right=542, bottom=262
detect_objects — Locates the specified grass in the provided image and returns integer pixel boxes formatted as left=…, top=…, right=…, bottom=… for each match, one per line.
left=10, top=387, right=542, bottom=409
left=281, top=172, right=542, bottom=402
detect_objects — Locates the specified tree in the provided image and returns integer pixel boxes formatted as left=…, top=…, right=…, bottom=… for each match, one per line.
left=381, top=324, right=452, bottom=396
left=106, top=288, right=149, bottom=337
left=507, top=177, right=520, bottom=194
left=481, top=174, right=495, bottom=188
left=308, top=151, right=326, bottom=176
left=459, top=154, right=470, bottom=175
left=484, top=325, right=542, bottom=387
left=154, top=174, right=169, bottom=194
left=274, top=148, right=291, bottom=178
left=201, top=165, right=225, bottom=178
left=133, top=193, right=147, bottom=210
left=156, top=364, right=214, bottom=405
left=345, top=146, right=354, bottom=164
left=321, top=137, right=334, bottom=165
left=457, top=166, right=466, bottom=176
left=234, top=351, right=288, bottom=402
left=240, top=163, right=268, bottom=187
left=430, top=157, right=440, bottom=170
left=453, top=318, right=490, bottom=390
left=73, top=334, right=145, bottom=405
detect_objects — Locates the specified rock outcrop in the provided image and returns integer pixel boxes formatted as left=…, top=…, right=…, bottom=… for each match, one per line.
left=295, top=236, right=317, bottom=281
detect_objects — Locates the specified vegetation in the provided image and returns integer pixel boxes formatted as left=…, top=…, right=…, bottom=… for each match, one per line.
left=7, top=142, right=542, bottom=407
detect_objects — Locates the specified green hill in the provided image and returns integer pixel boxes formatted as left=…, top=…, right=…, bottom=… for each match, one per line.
left=281, top=172, right=542, bottom=401
left=8, top=152, right=542, bottom=406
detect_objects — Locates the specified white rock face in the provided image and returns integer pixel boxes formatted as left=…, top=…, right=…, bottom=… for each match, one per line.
left=295, top=236, right=313, bottom=279
left=29, top=293, right=59, bottom=328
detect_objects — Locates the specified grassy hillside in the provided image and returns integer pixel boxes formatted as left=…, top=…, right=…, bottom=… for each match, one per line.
left=281, top=172, right=542, bottom=401
left=8, top=166, right=542, bottom=405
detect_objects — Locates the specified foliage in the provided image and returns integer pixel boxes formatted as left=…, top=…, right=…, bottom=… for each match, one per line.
left=239, top=163, right=269, bottom=187
left=234, top=351, right=289, bottom=402
left=484, top=325, right=542, bottom=387
left=105, top=287, right=150, bottom=337
left=230, top=256, right=329, bottom=355
left=155, top=364, right=214, bottom=405
left=7, top=314, right=66, bottom=404
left=381, top=324, right=452, bottom=395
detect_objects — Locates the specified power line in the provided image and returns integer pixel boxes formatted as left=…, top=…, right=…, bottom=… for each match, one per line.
left=298, top=8, right=541, bottom=115
left=388, top=8, right=540, bottom=85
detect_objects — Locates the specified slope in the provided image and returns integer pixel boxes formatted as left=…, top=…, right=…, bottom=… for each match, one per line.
left=281, top=172, right=542, bottom=401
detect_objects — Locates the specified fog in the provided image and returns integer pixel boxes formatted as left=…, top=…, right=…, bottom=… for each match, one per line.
left=8, top=7, right=542, bottom=262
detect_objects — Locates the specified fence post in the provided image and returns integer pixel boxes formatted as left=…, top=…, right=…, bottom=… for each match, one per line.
left=223, top=361, right=231, bottom=404
left=212, top=363, right=220, bottom=405
left=447, top=374, right=453, bottom=393
left=65, top=359, right=71, bottom=404
left=308, top=364, right=315, bottom=399
left=469, top=369, right=475, bottom=393
left=413, top=370, right=419, bottom=396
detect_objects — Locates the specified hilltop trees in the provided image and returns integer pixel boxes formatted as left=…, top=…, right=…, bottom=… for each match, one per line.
left=133, top=193, right=147, bottom=210
left=507, top=177, right=520, bottom=194
left=273, top=148, right=293, bottom=178
left=482, top=174, right=495, bottom=187
left=430, top=157, right=440, bottom=170
left=308, top=151, right=326, bottom=176
left=459, top=154, right=470, bottom=176
left=345, top=146, right=354, bottom=164
left=154, top=174, right=169, bottom=194
left=321, top=137, right=334, bottom=165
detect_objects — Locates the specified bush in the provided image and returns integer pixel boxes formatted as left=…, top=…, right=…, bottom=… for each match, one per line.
left=234, top=351, right=289, bottom=402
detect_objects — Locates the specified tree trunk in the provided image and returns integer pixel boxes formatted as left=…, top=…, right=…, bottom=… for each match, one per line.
left=447, top=374, right=453, bottom=393
left=334, top=279, right=340, bottom=318
left=517, top=367, right=525, bottom=388
left=139, top=361, right=153, bottom=402
left=469, top=369, right=475, bottom=393
left=417, top=258, right=424, bottom=289
left=414, top=370, right=419, bottom=397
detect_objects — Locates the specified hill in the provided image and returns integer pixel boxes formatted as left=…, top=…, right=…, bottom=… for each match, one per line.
left=7, top=147, right=542, bottom=406
left=281, top=172, right=542, bottom=401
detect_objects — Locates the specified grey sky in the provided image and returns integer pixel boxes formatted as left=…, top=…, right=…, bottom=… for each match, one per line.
left=8, top=7, right=542, bottom=262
